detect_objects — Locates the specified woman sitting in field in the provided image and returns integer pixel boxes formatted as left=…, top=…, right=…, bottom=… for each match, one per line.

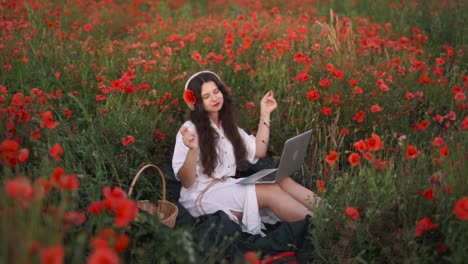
left=172, top=70, right=320, bottom=235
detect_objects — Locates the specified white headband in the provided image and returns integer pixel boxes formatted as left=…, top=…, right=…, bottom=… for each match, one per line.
left=183, top=70, right=222, bottom=110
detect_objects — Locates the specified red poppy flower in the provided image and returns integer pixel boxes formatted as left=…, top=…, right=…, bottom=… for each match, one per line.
left=325, top=151, right=339, bottom=165
left=183, top=90, right=196, bottom=106
left=87, top=248, right=120, bottom=264
left=84, top=23, right=93, bottom=32
left=88, top=201, right=105, bottom=215
left=353, top=140, right=367, bottom=153
left=306, top=89, right=320, bottom=100
left=121, top=135, right=135, bottom=146
left=345, top=207, right=359, bottom=220
left=114, top=199, right=138, bottom=227
left=191, top=51, right=202, bottom=61
left=415, top=217, right=439, bottom=236
left=17, top=149, right=29, bottom=163
left=40, top=245, right=64, bottom=264
left=318, top=78, right=331, bottom=87
left=245, top=102, right=256, bottom=110
left=406, top=145, right=419, bottom=160
left=5, top=177, right=34, bottom=208
left=40, top=111, right=58, bottom=129
left=370, top=104, right=384, bottom=112
left=431, top=137, right=445, bottom=147
left=352, top=110, right=365, bottom=123
left=423, top=188, right=434, bottom=200
left=365, top=134, right=383, bottom=151
left=438, top=145, right=449, bottom=156
left=453, top=197, right=468, bottom=221
left=49, top=143, right=63, bottom=161
left=317, top=179, right=326, bottom=193
left=244, top=251, right=260, bottom=264
left=321, top=107, right=332, bottom=116
left=348, top=153, right=360, bottom=167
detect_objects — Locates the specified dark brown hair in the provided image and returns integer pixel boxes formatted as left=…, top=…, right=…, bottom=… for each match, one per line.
left=186, top=72, right=248, bottom=177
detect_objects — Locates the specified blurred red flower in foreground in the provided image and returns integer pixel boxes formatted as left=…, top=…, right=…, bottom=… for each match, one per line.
left=88, top=187, right=138, bottom=228
left=453, top=197, right=468, bottom=221
left=121, top=135, right=135, bottom=146
left=5, top=177, right=34, bottom=208
left=87, top=248, right=120, bottom=264
left=40, top=244, right=64, bottom=264
left=325, top=151, right=339, bottom=165
left=345, top=207, right=359, bottom=220
left=244, top=251, right=260, bottom=264
left=415, top=217, right=439, bottom=236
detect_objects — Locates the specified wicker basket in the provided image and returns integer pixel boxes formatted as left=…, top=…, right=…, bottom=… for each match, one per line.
left=128, top=164, right=178, bottom=229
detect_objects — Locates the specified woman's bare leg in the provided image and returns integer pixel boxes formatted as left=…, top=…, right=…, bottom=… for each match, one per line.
left=277, top=177, right=320, bottom=210
left=255, top=183, right=310, bottom=222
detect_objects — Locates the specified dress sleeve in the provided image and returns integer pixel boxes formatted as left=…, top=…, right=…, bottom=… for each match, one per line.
left=172, top=122, right=194, bottom=181
left=238, top=127, right=259, bottom=164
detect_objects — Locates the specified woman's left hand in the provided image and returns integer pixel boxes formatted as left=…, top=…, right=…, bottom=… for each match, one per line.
left=260, top=90, right=277, bottom=114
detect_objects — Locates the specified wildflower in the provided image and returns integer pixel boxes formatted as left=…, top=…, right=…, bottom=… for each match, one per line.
left=5, top=177, right=34, bottom=208
left=423, top=188, right=434, bottom=200
left=318, top=78, right=331, bottom=87
left=345, top=207, right=359, bottom=220
left=121, top=135, right=135, bottom=146
left=244, top=251, right=260, bottom=264
left=153, top=130, right=166, bottom=140
left=183, top=89, right=196, bottom=107
left=245, top=102, right=255, bottom=110
left=49, top=143, right=63, bottom=161
left=84, top=23, right=93, bottom=32
left=88, top=201, right=105, bottom=215
left=40, top=244, right=64, bottom=264
left=453, top=197, right=468, bottom=220
left=40, top=111, right=58, bottom=129
left=365, top=134, right=383, bottom=151
left=438, top=145, right=449, bottom=156
left=306, top=89, right=320, bottom=100
left=114, top=199, right=138, bottom=227
left=62, top=211, right=86, bottom=227
left=17, top=149, right=29, bottom=163
left=406, top=145, right=419, bottom=160
left=321, top=107, right=332, bottom=116
left=353, top=140, right=367, bottom=153
left=352, top=110, right=365, bottom=123
left=431, top=137, right=445, bottom=147
left=87, top=248, right=120, bottom=264
left=415, top=217, right=439, bottom=236
left=325, top=151, right=338, bottom=165
left=370, top=104, right=384, bottom=112
left=317, top=179, right=326, bottom=193
left=191, top=51, right=201, bottom=61
left=455, top=92, right=466, bottom=102
left=348, top=153, right=360, bottom=167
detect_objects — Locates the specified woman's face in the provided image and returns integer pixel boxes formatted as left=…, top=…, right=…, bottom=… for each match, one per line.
left=200, top=81, right=224, bottom=114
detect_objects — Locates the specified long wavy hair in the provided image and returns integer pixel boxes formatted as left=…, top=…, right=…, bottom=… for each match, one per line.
left=186, top=72, right=248, bottom=177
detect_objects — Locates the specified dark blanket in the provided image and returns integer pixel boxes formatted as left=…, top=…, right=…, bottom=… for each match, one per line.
left=129, top=161, right=314, bottom=263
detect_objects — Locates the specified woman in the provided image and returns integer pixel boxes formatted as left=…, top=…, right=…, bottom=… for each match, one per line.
left=172, top=70, right=319, bottom=235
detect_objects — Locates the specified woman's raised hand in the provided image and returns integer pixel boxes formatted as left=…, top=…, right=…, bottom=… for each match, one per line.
left=260, top=90, right=277, bottom=114
left=180, top=126, right=199, bottom=150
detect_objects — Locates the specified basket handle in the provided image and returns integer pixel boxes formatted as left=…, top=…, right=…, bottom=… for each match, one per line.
left=128, top=164, right=167, bottom=201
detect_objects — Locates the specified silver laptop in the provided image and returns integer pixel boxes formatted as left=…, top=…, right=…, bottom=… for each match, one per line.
left=237, top=130, right=312, bottom=184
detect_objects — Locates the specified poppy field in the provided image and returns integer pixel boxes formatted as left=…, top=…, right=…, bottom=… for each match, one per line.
left=1, top=0, right=467, bottom=263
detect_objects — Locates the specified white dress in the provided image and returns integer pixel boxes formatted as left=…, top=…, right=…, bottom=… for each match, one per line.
left=172, top=120, right=280, bottom=236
